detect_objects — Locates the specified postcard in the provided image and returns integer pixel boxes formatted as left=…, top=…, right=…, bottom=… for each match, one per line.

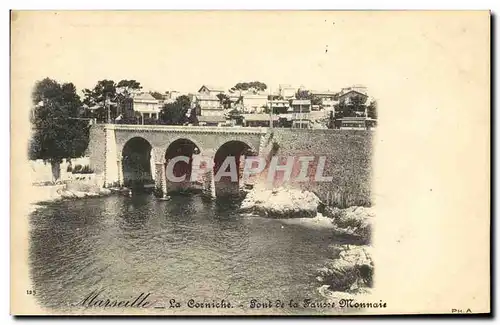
left=10, top=10, right=490, bottom=315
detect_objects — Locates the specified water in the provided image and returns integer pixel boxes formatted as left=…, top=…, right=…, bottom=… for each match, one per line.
left=29, top=194, right=341, bottom=314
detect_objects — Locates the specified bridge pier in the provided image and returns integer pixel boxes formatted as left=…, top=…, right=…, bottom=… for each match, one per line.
left=118, top=158, right=124, bottom=187
left=202, top=168, right=216, bottom=199
left=149, top=155, right=156, bottom=183
left=154, top=161, right=168, bottom=198
left=161, top=162, right=168, bottom=198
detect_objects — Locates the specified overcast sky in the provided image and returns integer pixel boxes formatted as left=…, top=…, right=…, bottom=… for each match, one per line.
left=12, top=11, right=397, bottom=95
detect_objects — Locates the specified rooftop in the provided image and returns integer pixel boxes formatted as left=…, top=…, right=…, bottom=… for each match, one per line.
left=133, top=92, right=159, bottom=103
left=338, top=90, right=368, bottom=98
left=198, top=85, right=226, bottom=93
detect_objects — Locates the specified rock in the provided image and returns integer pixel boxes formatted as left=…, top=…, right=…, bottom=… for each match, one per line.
left=240, top=187, right=321, bottom=218
left=59, top=190, right=76, bottom=199
left=329, top=207, right=374, bottom=244
left=73, top=191, right=86, bottom=198
left=99, top=188, right=112, bottom=196
left=317, top=245, right=373, bottom=294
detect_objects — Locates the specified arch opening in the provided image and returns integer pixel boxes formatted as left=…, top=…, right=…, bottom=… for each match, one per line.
left=122, top=137, right=153, bottom=189
left=213, top=140, right=256, bottom=197
left=164, top=138, right=201, bottom=194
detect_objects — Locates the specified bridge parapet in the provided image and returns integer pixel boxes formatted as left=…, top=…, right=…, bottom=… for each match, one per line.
left=106, top=124, right=268, bottom=135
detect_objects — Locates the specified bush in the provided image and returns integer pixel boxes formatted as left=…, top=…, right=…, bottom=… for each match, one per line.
left=80, top=165, right=94, bottom=174
left=72, top=164, right=94, bottom=174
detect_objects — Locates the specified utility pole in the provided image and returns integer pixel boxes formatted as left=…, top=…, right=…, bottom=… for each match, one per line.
left=299, top=101, right=302, bottom=129
left=269, top=86, right=273, bottom=128
left=106, top=93, right=111, bottom=124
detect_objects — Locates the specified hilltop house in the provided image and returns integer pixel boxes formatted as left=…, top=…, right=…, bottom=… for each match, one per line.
left=311, top=90, right=338, bottom=111
left=268, top=99, right=290, bottom=114
left=290, top=99, right=312, bottom=129
left=278, top=84, right=298, bottom=99
left=196, top=85, right=225, bottom=117
left=132, top=92, right=161, bottom=121
left=338, top=89, right=369, bottom=106
left=241, top=92, right=268, bottom=113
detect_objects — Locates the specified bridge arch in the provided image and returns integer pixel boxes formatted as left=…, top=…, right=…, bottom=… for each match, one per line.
left=213, top=140, right=258, bottom=196
left=121, top=136, right=154, bottom=188
left=164, top=138, right=201, bottom=193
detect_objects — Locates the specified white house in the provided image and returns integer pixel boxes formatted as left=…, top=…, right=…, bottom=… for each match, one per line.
left=278, top=84, right=298, bottom=99
left=132, top=92, right=161, bottom=120
left=290, top=99, right=312, bottom=129
left=241, top=93, right=268, bottom=113
left=196, top=85, right=225, bottom=117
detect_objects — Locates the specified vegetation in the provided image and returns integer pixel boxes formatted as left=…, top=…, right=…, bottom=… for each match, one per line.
left=216, top=93, right=233, bottom=109
left=226, top=109, right=243, bottom=125
left=159, top=95, right=197, bottom=125
left=334, top=94, right=368, bottom=118
left=295, top=89, right=322, bottom=106
left=150, top=91, right=165, bottom=100
left=82, top=79, right=142, bottom=122
left=69, top=164, right=94, bottom=174
left=29, top=78, right=90, bottom=181
left=230, top=81, right=267, bottom=93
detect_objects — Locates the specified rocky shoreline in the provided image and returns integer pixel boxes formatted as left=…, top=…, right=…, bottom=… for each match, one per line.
left=239, top=187, right=374, bottom=302
left=240, top=187, right=321, bottom=218
left=29, top=183, right=113, bottom=210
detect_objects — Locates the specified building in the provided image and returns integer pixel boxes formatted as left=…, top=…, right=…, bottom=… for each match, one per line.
left=338, top=89, right=369, bottom=105
left=196, top=85, right=225, bottom=118
left=197, top=115, right=227, bottom=127
left=241, top=93, right=268, bottom=113
left=167, top=90, right=181, bottom=101
left=227, top=93, right=243, bottom=111
left=311, top=90, right=338, bottom=111
left=268, top=100, right=290, bottom=114
left=198, top=85, right=225, bottom=96
left=290, top=99, right=312, bottom=129
left=278, top=84, right=298, bottom=99
left=337, top=116, right=377, bottom=130
left=132, top=92, right=161, bottom=121
left=242, top=114, right=278, bottom=127
left=340, top=85, right=368, bottom=96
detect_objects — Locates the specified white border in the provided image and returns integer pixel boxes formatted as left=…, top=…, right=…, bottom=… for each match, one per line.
left=3, top=1, right=498, bottom=324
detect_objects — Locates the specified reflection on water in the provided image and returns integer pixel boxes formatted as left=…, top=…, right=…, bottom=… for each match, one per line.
left=29, top=194, right=340, bottom=314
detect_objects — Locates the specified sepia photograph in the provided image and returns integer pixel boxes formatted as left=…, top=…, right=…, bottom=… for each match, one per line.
left=10, top=10, right=490, bottom=316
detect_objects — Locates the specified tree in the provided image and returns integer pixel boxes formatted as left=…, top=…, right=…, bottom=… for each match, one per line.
left=150, top=91, right=165, bottom=101
left=367, top=100, right=377, bottom=119
left=216, top=93, right=232, bottom=109
left=349, top=95, right=368, bottom=113
left=29, top=78, right=89, bottom=181
left=82, top=79, right=142, bottom=122
left=226, top=108, right=243, bottom=125
left=230, top=81, right=267, bottom=93
left=295, top=89, right=321, bottom=106
left=159, top=95, right=192, bottom=125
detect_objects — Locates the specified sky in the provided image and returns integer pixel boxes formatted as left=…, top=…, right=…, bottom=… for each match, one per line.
left=11, top=11, right=396, bottom=95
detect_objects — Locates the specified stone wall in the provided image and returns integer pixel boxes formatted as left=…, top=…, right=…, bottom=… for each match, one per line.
left=30, top=157, right=93, bottom=184
left=87, top=124, right=106, bottom=177
left=267, top=129, right=373, bottom=207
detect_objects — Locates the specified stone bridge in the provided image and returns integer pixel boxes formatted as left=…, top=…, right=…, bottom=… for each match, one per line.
left=88, top=124, right=271, bottom=197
